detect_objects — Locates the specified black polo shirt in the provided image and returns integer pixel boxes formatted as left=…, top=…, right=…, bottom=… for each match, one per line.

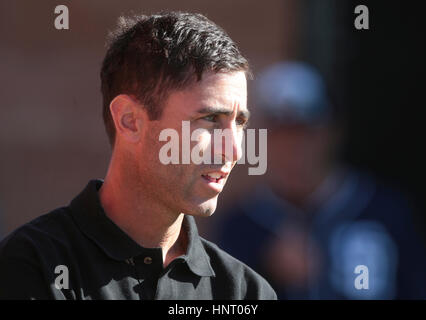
left=0, top=180, right=276, bottom=300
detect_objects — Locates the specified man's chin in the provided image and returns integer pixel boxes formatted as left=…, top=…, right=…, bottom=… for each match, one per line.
left=184, top=196, right=218, bottom=218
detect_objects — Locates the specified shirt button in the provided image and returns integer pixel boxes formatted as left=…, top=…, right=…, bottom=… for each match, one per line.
left=144, top=256, right=153, bottom=265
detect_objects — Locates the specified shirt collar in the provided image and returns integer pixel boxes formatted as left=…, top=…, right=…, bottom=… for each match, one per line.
left=68, top=179, right=215, bottom=277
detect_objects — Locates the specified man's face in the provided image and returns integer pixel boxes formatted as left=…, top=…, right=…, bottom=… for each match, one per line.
left=136, top=71, right=248, bottom=217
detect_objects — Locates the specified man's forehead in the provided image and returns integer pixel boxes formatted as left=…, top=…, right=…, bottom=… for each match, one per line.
left=158, top=71, right=248, bottom=119
left=195, top=71, right=247, bottom=106
left=199, top=71, right=247, bottom=93
left=164, top=71, right=248, bottom=115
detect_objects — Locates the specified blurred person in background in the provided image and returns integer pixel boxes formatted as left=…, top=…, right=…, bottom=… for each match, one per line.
left=214, top=61, right=426, bottom=299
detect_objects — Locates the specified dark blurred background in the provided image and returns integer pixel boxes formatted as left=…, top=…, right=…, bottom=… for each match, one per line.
left=0, top=0, right=425, bottom=246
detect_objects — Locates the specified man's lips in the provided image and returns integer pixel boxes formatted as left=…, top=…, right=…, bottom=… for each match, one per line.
left=201, top=170, right=230, bottom=183
left=200, top=170, right=230, bottom=192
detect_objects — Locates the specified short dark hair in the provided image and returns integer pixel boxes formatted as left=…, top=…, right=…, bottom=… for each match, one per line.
left=100, top=11, right=251, bottom=147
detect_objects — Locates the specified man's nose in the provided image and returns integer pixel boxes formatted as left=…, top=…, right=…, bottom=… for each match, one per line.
left=214, top=122, right=243, bottom=164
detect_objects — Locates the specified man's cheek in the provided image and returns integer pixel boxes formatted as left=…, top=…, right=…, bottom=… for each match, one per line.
left=191, top=128, right=213, bottom=165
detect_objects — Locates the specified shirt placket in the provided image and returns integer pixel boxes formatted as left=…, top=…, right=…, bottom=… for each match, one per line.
left=125, top=250, right=163, bottom=300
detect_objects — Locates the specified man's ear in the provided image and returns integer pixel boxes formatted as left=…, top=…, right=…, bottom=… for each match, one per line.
left=109, top=94, right=144, bottom=144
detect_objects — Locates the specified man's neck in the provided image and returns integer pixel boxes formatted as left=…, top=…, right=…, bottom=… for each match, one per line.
left=98, top=169, right=187, bottom=268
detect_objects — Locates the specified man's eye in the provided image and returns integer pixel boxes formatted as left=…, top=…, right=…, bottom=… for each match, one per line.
left=236, top=117, right=248, bottom=128
left=202, top=114, right=218, bottom=122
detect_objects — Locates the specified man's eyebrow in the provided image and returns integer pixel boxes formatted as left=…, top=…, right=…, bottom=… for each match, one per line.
left=196, top=107, right=251, bottom=119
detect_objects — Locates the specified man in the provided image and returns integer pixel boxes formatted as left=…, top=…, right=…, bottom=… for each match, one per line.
left=0, top=12, right=276, bottom=300
left=215, top=61, right=426, bottom=299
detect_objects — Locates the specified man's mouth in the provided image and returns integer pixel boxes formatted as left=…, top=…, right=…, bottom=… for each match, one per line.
left=201, top=170, right=230, bottom=192
left=201, top=172, right=225, bottom=183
